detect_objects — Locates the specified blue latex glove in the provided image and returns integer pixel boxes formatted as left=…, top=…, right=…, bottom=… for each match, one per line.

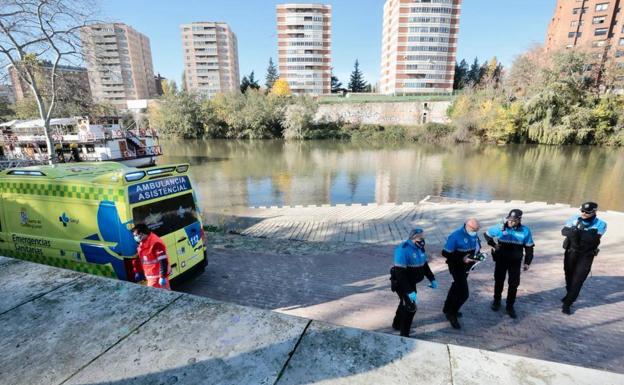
left=134, top=273, right=145, bottom=282
left=158, top=277, right=167, bottom=286
left=408, top=291, right=418, bottom=304
left=429, top=279, right=438, bottom=289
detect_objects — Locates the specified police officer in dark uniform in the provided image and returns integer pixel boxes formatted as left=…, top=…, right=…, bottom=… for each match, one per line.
left=442, top=218, right=481, bottom=329
left=483, top=209, right=534, bottom=319
left=561, top=202, right=607, bottom=315
left=391, top=228, right=438, bottom=337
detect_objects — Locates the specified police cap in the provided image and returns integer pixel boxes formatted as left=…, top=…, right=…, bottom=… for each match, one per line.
left=408, top=228, right=424, bottom=238
left=506, top=209, right=523, bottom=220
left=580, top=202, right=598, bottom=213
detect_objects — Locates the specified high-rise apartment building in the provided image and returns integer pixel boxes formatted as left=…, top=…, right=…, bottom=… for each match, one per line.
left=81, top=23, right=157, bottom=107
left=7, top=62, right=89, bottom=102
left=0, top=83, right=15, bottom=103
left=276, top=4, right=331, bottom=95
left=380, top=0, right=461, bottom=95
left=546, top=0, right=624, bottom=68
left=180, top=22, right=240, bottom=98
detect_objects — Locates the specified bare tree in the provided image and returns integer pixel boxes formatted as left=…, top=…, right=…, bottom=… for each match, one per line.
left=0, top=0, right=97, bottom=163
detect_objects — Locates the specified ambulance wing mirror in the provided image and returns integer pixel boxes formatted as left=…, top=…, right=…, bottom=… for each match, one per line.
left=176, top=164, right=189, bottom=173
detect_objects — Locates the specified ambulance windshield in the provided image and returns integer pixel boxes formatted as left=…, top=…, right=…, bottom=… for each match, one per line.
left=132, top=192, right=198, bottom=236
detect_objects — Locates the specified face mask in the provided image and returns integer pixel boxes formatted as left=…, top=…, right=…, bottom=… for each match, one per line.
left=133, top=235, right=143, bottom=243
left=467, top=231, right=477, bottom=237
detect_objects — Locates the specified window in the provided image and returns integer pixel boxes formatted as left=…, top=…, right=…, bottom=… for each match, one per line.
left=595, top=3, right=609, bottom=11
left=572, top=7, right=587, bottom=14
left=592, top=40, right=607, bottom=47
left=594, top=28, right=608, bottom=36
left=132, top=193, right=199, bottom=237
left=620, top=38, right=624, bottom=45
left=593, top=16, right=607, bottom=24
left=568, top=31, right=582, bottom=38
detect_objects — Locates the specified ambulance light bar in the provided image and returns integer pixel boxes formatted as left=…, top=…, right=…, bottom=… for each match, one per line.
left=146, top=166, right=175, bottom=176
left=8, top=170, right=46, bottom=176
left=124, top=171, right=145, bottom=182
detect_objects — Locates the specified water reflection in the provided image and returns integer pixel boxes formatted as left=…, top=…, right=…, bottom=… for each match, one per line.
left=159, top=140, right=624, bottom=213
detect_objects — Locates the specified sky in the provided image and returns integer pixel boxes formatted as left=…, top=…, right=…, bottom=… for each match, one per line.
left=100, top=0, right=557, bottom=87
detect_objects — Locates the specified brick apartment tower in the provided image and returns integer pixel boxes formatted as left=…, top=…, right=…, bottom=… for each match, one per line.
left=81, top=23, right=157, bottom=108
left=180, top=22, right=240, bottom=98
left=277, top=4, right=332, bottom=95
left=546, top=0, right=624, bottom=70
left=7, top=63, right=89, bottom=101
left=380, top=0, right=461, bottom=95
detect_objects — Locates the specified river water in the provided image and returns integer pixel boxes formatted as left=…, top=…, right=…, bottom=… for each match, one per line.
left=159, top=140, right=624, bottom=213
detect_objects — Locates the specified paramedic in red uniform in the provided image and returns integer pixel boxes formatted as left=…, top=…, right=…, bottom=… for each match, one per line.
left=132, top=223, right=171, bottom=290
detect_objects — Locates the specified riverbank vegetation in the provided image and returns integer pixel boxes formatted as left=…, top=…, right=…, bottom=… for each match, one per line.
left=3, top=47, right=623, bottom=146
left=146, top=90, right=456, bottom=143
left=449, top=48, right=624, bottom=146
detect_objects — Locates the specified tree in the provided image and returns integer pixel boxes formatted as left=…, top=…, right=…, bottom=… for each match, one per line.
left=601, top=56, right=624, bottom=94
left=479, top=57, right=504, bottom=88
left=0, top=96, right=13, bottom=120
left=181, top=70, right=188, bottom=92
left=241, top=71, right=260, bottom=94
left=453, top=59, right=469, bottom=90
left=248, top=71, right=260, bottom=90
left=270, top=78, right=292, bottom=97
left=467, top=57, right=482, bottom=86
left=348, top=59, right=368, bottom=92
left=161, top=79, right=178, bottom=96
left=331, top=75, right=342, bottom=93
left=0, top=0, right=95, bottom=163
left=265, top=57, right=279, bottom=89
left=148, top=92, right=203, bottom=138
left=240, top=75, right=250, bottom=93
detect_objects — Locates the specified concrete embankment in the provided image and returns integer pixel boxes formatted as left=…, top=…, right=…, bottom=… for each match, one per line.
left=2, top=256, right=623, bottom=385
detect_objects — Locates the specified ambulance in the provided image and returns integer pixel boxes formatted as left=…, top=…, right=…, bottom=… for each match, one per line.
left=0, top=162, right=207, bottom=283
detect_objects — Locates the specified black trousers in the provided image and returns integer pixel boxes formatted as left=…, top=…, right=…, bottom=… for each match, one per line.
left=563, top=250, right=595, bottom=306
left=443, top=263, right=470, bottom=315
left=393, top=291, right=417, bottom=337
left=493, top=257, right=522, bottom=308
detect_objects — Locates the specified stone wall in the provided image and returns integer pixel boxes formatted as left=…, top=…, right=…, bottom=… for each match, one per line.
left=316, top=101, right=451, bottom=126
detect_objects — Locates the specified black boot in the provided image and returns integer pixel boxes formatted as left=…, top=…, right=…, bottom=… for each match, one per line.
left=491, top=299, right=501, bottom=311
left=562, top=304, right=572, bottom=315
left=445, top=313, right=461, bottom=329
left=506, top=307, right=517, bottom=319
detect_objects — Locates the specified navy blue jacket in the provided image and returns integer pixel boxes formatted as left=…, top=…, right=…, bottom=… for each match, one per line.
left=393, top=239, right=434, bottom=293
left=484, top=223, right=535, bottom=264
left=442, top=226, right=481, bottom=266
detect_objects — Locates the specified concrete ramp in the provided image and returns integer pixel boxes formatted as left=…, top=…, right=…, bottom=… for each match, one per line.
left=1, top=257, right=623, bottom=385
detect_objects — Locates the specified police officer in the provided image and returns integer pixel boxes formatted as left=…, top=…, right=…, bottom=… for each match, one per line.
left=391, top=228, right=438, bottom=337
left=483, top=209, right=534, bottom=319
left=561, top=202, right=607, bottom=315
left=442, top=218, right=481, bottom=329
left=132, top=223, right=172, bottom=290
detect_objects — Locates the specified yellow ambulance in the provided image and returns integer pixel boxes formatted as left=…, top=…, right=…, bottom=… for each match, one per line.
left=0, top=162, right=207, bottom=283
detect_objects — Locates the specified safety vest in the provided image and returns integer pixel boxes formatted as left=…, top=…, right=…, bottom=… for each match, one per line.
left=137, top=233, right=171, bottom=280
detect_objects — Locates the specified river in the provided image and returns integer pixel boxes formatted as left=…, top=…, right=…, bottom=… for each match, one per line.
left=159, top=140, right=624, bottom=213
